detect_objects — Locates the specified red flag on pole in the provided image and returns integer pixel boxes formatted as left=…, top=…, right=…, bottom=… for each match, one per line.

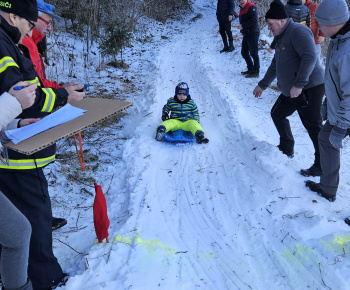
left=93, top=183, right=110, bottom=243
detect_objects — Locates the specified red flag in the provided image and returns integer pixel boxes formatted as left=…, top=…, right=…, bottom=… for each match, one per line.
left=93, top=183, right=110, bottom=243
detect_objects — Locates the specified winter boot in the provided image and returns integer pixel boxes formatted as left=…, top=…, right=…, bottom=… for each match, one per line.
left=227, top=41, right=235, bottom=52
left=195, top=131, right=209, bottom=144
left=241, top=70, right=253, bottom=75
left=305, top=180, right=336, bottom=202
left=155, top=126, right=166, bottom=141
left=245, top=70, right=259, bottom=78
left=52, top=217, right=67, bottom=231
left=300, top=163, right=322, bottom=177
left=220, top=45, right=229, bottom=53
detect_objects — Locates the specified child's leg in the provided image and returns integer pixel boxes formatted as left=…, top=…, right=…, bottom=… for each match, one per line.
left=181, top=120, right=204, bottom=136
left=159, top=119, right=183, bottom=132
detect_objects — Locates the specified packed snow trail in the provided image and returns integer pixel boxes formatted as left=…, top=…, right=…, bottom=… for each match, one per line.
left=59, top=1, right=350, bottom=289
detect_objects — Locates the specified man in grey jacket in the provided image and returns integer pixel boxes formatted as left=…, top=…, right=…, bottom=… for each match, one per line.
left=305, top=0, right=350, bottom=203
left=253, top=0, right=324, bottom=176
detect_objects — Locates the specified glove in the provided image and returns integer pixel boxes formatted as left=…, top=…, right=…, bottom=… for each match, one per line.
left=321, top=100, right=327, bottom=121
left=162, top=113, right=169, bottom=121
left=329, top=125, right=347, bottom=149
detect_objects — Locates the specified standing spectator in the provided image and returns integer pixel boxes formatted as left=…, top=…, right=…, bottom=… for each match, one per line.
left=0, top=0, right=84, bottom=288
left=305, top=0, right=350, bottom=204
left=216, top=0, right=235, bottom=53
left=285, top=0, right=310, bottom=27
left=252, top=0, right=325, bottom=176
left=238, top=0, right=260, bottom=78
left=302, top=0, right=325, bottom=61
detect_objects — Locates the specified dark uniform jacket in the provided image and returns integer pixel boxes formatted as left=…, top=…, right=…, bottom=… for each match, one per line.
left=216, top=0, right=235, bottom=22
left=0, top=16, right=68, bottom=170
left=285, top=0, right=311, bottom=27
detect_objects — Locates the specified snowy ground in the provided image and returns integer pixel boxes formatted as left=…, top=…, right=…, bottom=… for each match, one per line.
left=43, top=0, right=350, bottom=289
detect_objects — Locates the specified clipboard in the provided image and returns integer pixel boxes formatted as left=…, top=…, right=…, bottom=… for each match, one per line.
left=4, top=98, right=133, bottom=155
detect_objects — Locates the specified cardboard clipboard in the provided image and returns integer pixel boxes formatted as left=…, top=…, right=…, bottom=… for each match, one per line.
left=4, top=98, right=133, bottom=155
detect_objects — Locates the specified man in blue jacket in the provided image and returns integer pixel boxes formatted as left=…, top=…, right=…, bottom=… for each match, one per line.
left=253, top=0, right=325, bottom=177
left=305, top=0, right=350, bottom=204
left=216, top=0, right=235, bottom=52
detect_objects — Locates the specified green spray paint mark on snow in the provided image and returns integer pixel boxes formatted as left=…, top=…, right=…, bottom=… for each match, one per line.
left=321, top=234, right=350, bottom=253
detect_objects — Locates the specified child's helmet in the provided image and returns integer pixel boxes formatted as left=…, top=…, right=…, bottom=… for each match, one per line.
left=175, top=82, right=189, bottom=96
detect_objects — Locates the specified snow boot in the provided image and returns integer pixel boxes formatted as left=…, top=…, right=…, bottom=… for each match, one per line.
left=155, top=126, right=166, bottom=141
left=227, top=41, right=235, bottom=52
left=345, top=218, right=350, bottom=226
left=305, top=181, right=336, bottom=202
left=52, top=217, right=67, bottom=231
left=195, top=131, right=209, bottom=144
left=300, top=163, right=322, bottom=177
left=241, top=70, right=253, bottom=75
left=220, top=45, right=229, bottom=53
left=245, top=70, right=259, bottom=78
left=277, top=145, right=294, bottom=158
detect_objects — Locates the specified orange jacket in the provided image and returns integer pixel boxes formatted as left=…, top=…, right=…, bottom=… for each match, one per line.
left=22, top=29, right=62, bottom=89
left=304, top=0, right=324, bottom=44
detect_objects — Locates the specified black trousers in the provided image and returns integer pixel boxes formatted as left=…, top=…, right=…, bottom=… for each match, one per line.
left=270, top=84, right=324, bottom=165
left=218, top=20, right=233, bottom=46
left=0, top=168, right=64, bottom=290
left=241, top=32, right=260, bottom=71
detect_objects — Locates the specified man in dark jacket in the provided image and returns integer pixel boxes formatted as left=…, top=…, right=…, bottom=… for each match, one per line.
left=0, top=0, right=84, bottom=288
left=285, top=0, right=310, bottom=26
left=216, top=0, right=235, bottom=52
left=253, top=0, right=325, bottom=177
left=238, top=0, right=260, bottom=78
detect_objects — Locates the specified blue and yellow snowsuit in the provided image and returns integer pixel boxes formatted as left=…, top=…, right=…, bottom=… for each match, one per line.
left=159, top=96, right=204, bottom=136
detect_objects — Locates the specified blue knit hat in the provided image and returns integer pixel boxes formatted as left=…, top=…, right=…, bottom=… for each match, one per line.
left=175, top=82, right=189, bottom=96
left=37, top=0, right=60, bottom=19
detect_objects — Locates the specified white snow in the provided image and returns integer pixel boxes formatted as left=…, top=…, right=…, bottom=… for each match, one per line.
left=44, top=0, right=350, bottom=289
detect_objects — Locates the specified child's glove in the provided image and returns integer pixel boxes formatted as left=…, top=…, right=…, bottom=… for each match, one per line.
left=162, top=113, right=169, bottom=121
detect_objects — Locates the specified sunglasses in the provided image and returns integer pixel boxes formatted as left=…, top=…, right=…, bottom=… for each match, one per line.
left=38, top=16, right=52, bottom=27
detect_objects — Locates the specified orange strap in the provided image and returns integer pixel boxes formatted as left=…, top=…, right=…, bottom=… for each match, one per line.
left=73, top=132, right=86, bottom=171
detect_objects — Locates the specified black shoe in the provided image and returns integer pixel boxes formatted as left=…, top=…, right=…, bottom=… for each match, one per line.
left=305, top=180, right=336, bottom=202
left=241, top=70, right=252, bottom=75
left=52, top=217, right=67, bottom=231
left=345, top=218, right=350, bottom=226
left=277, top=145, right=294, bottom=158
left=220, top=46, right=229, bottom=53
left=155, top=126, right=166, bottom=141
left=195, top=131, right=209, bottom=144
left=51, top=273, right=69, bottom=289
left=227, top=44, right=235, bottom=52
left=245, top=70, right=259, bottom=78
left=300, top=163, right=322, bottom=177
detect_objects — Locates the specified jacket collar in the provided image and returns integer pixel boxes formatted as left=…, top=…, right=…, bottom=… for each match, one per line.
left=0, top=15, right=22, bottom=44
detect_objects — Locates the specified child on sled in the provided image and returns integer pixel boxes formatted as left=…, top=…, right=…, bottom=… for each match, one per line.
left=155, top=82, right=209, bottom=144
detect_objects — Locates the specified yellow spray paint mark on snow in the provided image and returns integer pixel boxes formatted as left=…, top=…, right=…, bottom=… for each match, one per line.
left=321, top=234, right=350, bottom=253
left=114, top=235, right=177, bottom=255
left=282, top=244, right=320, bottom=266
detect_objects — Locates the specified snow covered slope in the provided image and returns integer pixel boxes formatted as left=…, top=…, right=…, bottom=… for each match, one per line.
left=49, top=0, right=350, bottom=289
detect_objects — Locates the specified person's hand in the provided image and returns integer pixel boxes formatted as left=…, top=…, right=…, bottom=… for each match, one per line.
left=329, top=126, right=347, bottom=149
left=162, top=113, right=169, bottom=121
left=290, top=86, right=302, bottom=98
left=19, top=118, right=40, bottom=127
left=65, top=84, right=85, bottom=104
left=318, top=36, right=325, bottom=44
left=267, top=47, right=274, bottom=54
left=62, top=81, right=79, bottom=88
left=253, top=86, right=264, bottom=98
left=228, top=15, right=233, bottom=22
left=237, top=24, right=242, bottom=30
left=9, top=82, right=37, bottom=109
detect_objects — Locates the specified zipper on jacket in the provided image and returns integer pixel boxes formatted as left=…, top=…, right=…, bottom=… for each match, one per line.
left=329, top=69, right=342, bottom=101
